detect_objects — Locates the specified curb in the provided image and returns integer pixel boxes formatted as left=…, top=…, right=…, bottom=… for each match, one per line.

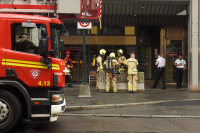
left=59, top=113, right=200, bottom=118
left=65, top=99, right=200, bottom=111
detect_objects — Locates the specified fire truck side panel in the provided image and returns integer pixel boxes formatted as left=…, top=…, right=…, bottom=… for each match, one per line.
left=6, top=19, right=53, bottom=88
left=51, top=58, right=65, bottom=88
left=0, top=17, right=7, bottom=77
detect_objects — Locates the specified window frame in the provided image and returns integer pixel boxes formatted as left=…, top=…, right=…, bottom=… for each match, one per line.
left=8, top=20, right=50, bottom=54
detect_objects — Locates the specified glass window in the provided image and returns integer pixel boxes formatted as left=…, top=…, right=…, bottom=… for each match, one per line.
left=67, top=47, right=79, bottom=83
left=113, top=26, right=125, bottom=35
left=64, top=46, right=89, bottom=83
left=139, top=46, right=152, bottom=79
left=77, top=29, right=83, bottom=35
left=103, top=26, right=108, bottom=35
left=107, top=26, right=113, bottom=35
left=139, top=29, right=146, bottom=36
left=51, top=28, right=61, bottom=59
left=113, top=46, right=135, bottom=59
left=11, top=23, right=46, bottom=54
left=65, top=25, right=77, bottom=35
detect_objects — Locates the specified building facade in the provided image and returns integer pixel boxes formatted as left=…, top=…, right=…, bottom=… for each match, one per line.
left=61, top=0, right=200, bottom=92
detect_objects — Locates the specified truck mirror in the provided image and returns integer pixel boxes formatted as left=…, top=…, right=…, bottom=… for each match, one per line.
left=41, top=28, right=48, bottom=37
left=60, top=40, right=65, bottom=59
left=22, top=20, right=36, bottom=29
left=38, top=38, right=48, bottom=57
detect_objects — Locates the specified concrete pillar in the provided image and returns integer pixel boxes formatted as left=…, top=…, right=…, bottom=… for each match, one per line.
left=189, top=0, right=199, bottom=91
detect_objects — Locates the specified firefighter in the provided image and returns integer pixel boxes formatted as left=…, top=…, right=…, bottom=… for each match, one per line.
left=124, top=53, right=139, bottom=93
left=16, top=35, right=36, bottom=52
left=103, top=52, right=120, bottom=93
left=96, top=49, right=106, bottom=92
left=117, top=49, right=126, bottom=71
left=65, top=51, right=73, bottom=88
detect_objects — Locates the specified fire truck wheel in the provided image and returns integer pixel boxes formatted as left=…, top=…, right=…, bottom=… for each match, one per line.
left=0, top=90, right=22, bottom=133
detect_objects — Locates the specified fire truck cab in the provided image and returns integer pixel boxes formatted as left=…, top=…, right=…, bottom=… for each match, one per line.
left=0, top=13, right=66, bottom=133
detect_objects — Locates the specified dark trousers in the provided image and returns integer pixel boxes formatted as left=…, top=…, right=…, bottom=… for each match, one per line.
left=176, top=68, right=184, bottom=87
left=153, top=67, right=166, bottom=88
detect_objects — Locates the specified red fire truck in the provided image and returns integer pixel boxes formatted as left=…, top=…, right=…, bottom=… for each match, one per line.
left=0, top=0, right=102, bottom=132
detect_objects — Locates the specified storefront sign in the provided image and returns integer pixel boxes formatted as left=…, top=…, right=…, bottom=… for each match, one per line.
left=77, top=22, right=92, bottom=29
left=167, top=52, right=182, bottom=57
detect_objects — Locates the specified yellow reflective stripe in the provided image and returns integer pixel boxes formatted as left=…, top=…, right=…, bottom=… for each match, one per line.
left=52, top=64, right=59, bottom=67
left=2, top=62, right=60, bottom=70
left=128, top=85, right=132, bottom=91
left=2, top=59, right=59, bottom=67
left=52, top=67, right=60, bottom=70
left=106, top=87, right=110, bottom=91
left=3, top=62, right=47, bottom=69
left=113, top=88, right=117, bottom=92
left=133, top=86, right=137, bottom=91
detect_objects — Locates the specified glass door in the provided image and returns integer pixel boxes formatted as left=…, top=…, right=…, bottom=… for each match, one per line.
left=166, top=40, right=182, bottom=82
left=151, top=47, right=159, bottom=79
left=139, top=46, right=152, bottom=79
left=66, top=46, right=89, bottom=84
left=68, top=47, right=80, bottom=84
left=139, top=46, right=159, bottom=80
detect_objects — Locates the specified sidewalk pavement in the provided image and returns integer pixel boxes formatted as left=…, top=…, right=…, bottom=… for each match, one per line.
left=64, top=85, right=200, bottom=111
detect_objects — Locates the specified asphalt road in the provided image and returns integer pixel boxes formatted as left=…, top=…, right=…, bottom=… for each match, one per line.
left=11, top=116, right=200, bottom=133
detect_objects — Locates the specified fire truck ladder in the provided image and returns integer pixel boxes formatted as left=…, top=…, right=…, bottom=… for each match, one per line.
left=0, top=0, right=102, bottom=21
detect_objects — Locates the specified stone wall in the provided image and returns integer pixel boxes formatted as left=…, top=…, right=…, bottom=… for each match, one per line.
left=98, top=71, right=145, bottom=93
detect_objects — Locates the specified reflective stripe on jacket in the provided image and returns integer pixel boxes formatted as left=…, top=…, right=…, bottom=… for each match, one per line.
left=124, top=57, right=139, bottom=74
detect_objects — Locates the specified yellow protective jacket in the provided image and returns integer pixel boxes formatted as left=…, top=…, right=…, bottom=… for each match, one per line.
left=124, top=57, right=139, bottom=74
left=96, top=56, right=103, bottom=72
left=103, top=58, right=119, bottom=73
left=117, top=56, right=126, bottom=69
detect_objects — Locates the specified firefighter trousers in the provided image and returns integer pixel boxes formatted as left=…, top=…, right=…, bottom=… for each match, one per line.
left=106, top=73, right=117, bottom=92
left=127, top=74, right=138, bottom=92
left=96, top=72, right=99, bottom=89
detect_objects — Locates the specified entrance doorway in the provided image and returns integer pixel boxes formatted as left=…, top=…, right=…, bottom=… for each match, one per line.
left=161, top=27, right=188, bottom=85
left=166, top=40, right=182, bottom=83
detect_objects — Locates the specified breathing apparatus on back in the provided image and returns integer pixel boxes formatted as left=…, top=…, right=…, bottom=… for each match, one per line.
left=104, top=52, right=120, bottom=75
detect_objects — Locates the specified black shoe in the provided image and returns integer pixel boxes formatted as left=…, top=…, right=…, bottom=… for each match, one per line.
left=150, top=86, right=156, bottom=89
left=176, top=86, right=178, bottom=89
left=162, top=87, right=166, bottom=90
left=129, top=91, right=133, bottom=93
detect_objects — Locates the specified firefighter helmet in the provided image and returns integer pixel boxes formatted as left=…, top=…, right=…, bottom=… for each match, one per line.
left=109, top=52, right=115, bottom=58
left=100, top=49, right=106, bottom=55
left=117, top=49, right=123, bottom=55
left=66, top=51, right=70, bottom=54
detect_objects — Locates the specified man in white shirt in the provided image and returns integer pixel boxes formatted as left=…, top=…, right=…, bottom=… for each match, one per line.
left=174, top=54, right=186, bottom=89
left=151, top=53, right=166, bottom=89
